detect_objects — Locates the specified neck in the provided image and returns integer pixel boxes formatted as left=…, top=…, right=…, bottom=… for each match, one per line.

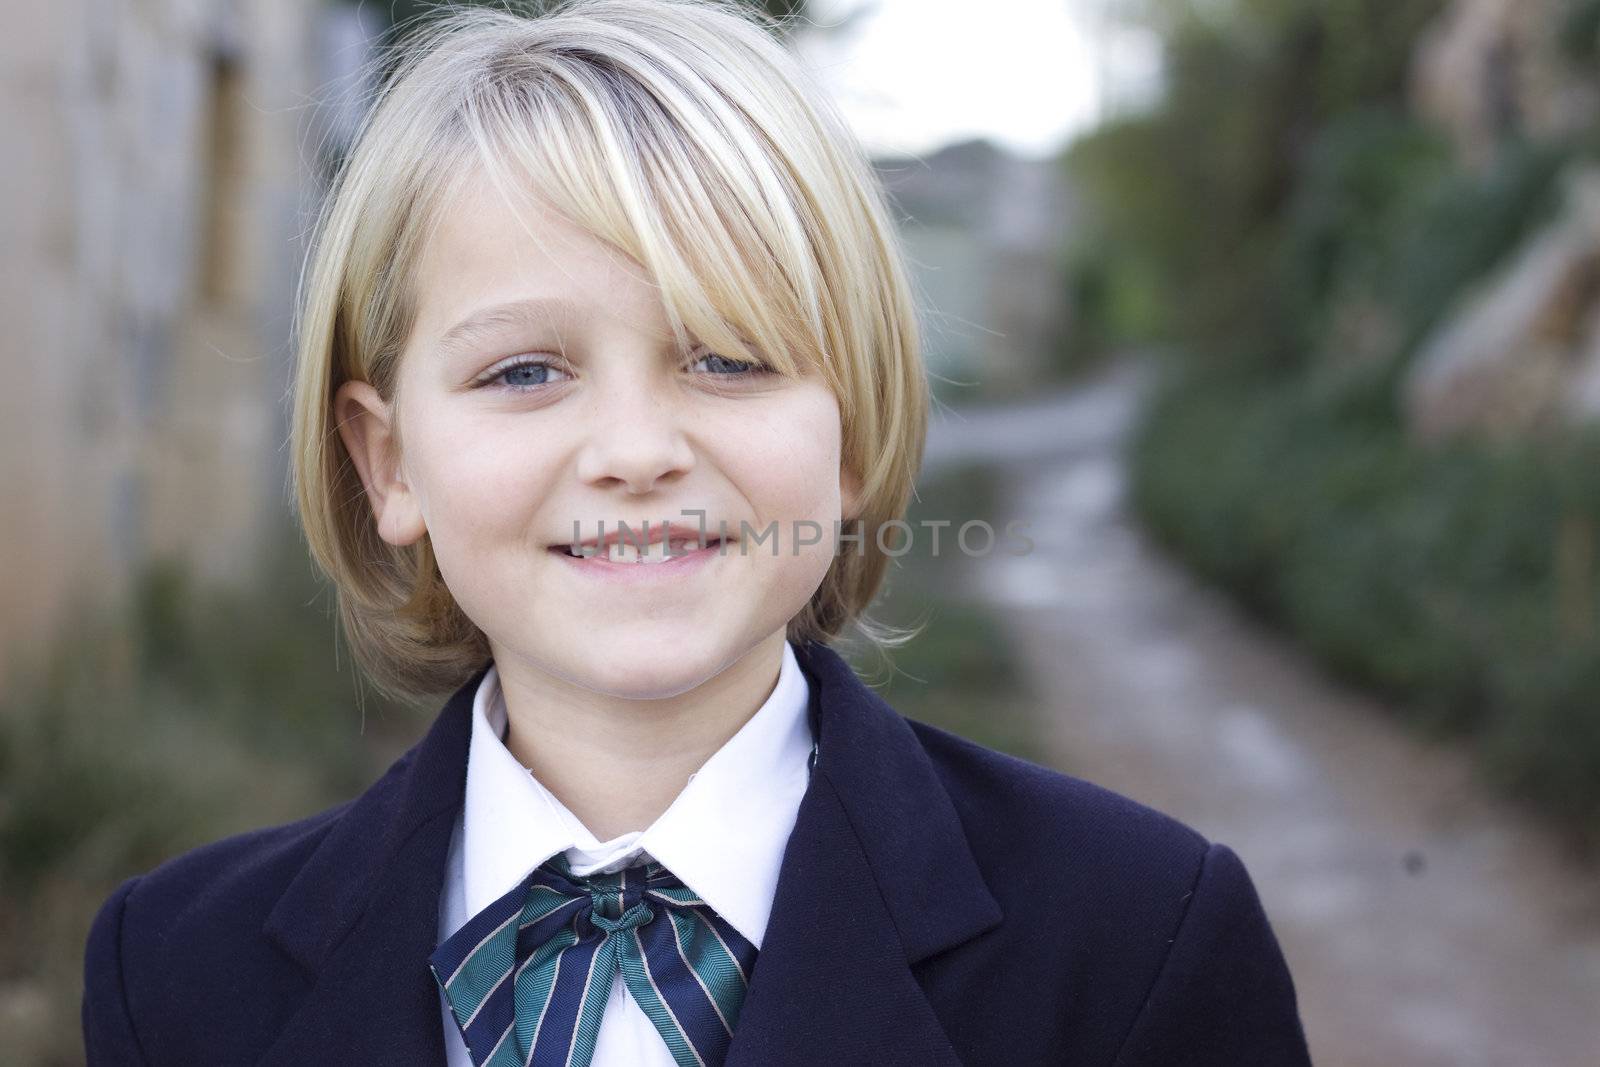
left=490, top=631, right=788, bottom=841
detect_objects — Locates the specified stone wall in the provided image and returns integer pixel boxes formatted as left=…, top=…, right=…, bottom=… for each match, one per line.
left=1412, top=0, right=1597, bottom=167
left=0, top=0, right=364, bottom=677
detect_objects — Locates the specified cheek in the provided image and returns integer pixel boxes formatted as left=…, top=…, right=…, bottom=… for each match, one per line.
left=728, top=391, right=844, bottom=520
left=407, top=415, right=555, bottom=550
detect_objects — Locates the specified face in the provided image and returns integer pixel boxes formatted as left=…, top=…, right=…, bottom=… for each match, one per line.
left=335, top=169, right=859, bottom=700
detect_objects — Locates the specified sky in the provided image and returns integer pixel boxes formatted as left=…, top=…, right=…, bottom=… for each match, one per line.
left=793, top=0, right=1163, bottom=160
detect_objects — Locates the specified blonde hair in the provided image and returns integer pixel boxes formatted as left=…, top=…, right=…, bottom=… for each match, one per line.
left=291, top=0, right=927, bottom=701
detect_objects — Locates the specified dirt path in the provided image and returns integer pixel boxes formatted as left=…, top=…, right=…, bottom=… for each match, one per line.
left=927, top=360, right=1600, bottom=1066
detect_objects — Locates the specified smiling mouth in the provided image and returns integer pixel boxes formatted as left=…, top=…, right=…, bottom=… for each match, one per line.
left=551, top=536, right=727, bottom=563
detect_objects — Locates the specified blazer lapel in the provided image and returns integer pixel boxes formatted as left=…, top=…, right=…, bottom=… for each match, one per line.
left=256, top=664, right=488, bottom=1067
left=252, top=640, right=1002, bottom=1065
left=725, top=640, right=1004, bottom=1066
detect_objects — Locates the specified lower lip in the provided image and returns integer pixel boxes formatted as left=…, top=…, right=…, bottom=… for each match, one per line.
left=548, top=541, right=729, bottom=583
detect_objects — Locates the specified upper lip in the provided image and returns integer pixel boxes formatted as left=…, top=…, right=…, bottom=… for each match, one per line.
left=558, top=522, right=728, bottom=550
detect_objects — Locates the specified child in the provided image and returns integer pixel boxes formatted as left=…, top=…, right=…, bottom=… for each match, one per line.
left=82, top=1, right=1311, bottom=1064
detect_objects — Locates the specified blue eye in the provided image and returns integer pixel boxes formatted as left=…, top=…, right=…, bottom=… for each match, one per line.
left=483, top=358, right=568, bottom=392
left=692, top=351, right=774, bottom=375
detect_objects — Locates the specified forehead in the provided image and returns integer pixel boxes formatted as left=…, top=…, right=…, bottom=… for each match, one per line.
left=408, top=168, right=671, bottom=348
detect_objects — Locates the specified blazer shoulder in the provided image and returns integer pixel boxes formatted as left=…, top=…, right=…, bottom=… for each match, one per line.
left=902, top=715, right=1215, bottom=911
left=902, top=717, right=1310, bottom=1064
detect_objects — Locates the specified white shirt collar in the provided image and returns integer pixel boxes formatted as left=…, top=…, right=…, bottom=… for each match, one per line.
left=460, top=639, right=814, bottom=949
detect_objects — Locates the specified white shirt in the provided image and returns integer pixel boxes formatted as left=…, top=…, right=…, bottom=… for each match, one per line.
left=436, top=640, right=815, bottom=1067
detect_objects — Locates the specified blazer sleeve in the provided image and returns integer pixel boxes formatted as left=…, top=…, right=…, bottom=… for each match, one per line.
left=1110, top=841, right=1312, bottom=1067
left=83, top=875, right=152, bottom=1067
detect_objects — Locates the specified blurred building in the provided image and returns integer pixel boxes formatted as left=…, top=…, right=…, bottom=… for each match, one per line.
left=874, top=138, right=1074, bottom=402
left=0, top=0, right=373, bottom=677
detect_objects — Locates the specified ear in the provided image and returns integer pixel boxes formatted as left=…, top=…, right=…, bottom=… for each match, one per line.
left=333, top=380, right=428, bottom=547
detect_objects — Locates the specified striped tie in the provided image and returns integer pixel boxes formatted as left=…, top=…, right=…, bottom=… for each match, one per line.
left=430, top=852, right=759, bottom=1067
left=434, top=739, right=818, bottom=1065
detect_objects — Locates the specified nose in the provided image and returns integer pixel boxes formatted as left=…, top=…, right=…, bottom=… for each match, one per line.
left=574, top=377, right=695, bottom=495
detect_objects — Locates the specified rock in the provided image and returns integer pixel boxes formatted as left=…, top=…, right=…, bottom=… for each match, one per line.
left=1412, top=0, right=1597, bottom=169
left=1402, top=166, right=1600, bottom=442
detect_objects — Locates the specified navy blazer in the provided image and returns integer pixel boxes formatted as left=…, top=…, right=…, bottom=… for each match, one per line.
left=83, top=639, right=1312, bottom=1065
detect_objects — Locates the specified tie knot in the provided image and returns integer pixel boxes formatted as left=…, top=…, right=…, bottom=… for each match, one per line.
left=588, top=898, right=655, bottom=934
left=555, top=857, right=669, bottom=940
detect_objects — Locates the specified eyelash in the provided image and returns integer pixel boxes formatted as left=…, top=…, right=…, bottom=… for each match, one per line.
left=477, top=350, right=777, bottom=393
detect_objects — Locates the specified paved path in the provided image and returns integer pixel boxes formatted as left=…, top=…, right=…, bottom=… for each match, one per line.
left=926, top=360, right=1600, bottom=1066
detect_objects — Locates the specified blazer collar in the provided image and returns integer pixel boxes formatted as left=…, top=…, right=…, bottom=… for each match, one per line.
left=258, top=640, right=1002, bottom=1066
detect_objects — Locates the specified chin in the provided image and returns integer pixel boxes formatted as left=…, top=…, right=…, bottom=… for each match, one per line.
left=550, top=638, right=727, bottom=700
left=589, top=664, right=721, bottom=702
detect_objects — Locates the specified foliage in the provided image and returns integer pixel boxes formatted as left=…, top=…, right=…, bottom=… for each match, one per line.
left=1559, top=0, right=1600, bottom=64
left=0, top=528, right=405, bottom=899
left=1282, top=117, right=1572, bottom=363
left=1064, top=0, right=1449, bottom=371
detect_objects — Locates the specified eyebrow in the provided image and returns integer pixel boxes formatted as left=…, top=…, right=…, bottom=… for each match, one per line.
left=433, top=296, right=589, bottom=359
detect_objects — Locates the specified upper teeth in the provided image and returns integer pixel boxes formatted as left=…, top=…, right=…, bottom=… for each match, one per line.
left=574, top=538, right=706, bottom=563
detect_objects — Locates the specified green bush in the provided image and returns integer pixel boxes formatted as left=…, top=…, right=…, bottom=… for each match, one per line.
left=0, top=528, right=421, bottom=1065
left=1560, top=0, right=1600, bottom=64
left=1379, top=139, right=1574, bottom=349
left=1061, top=0, right=1447, bottom=372
left=1277, top=109, right=1455, bottom=359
